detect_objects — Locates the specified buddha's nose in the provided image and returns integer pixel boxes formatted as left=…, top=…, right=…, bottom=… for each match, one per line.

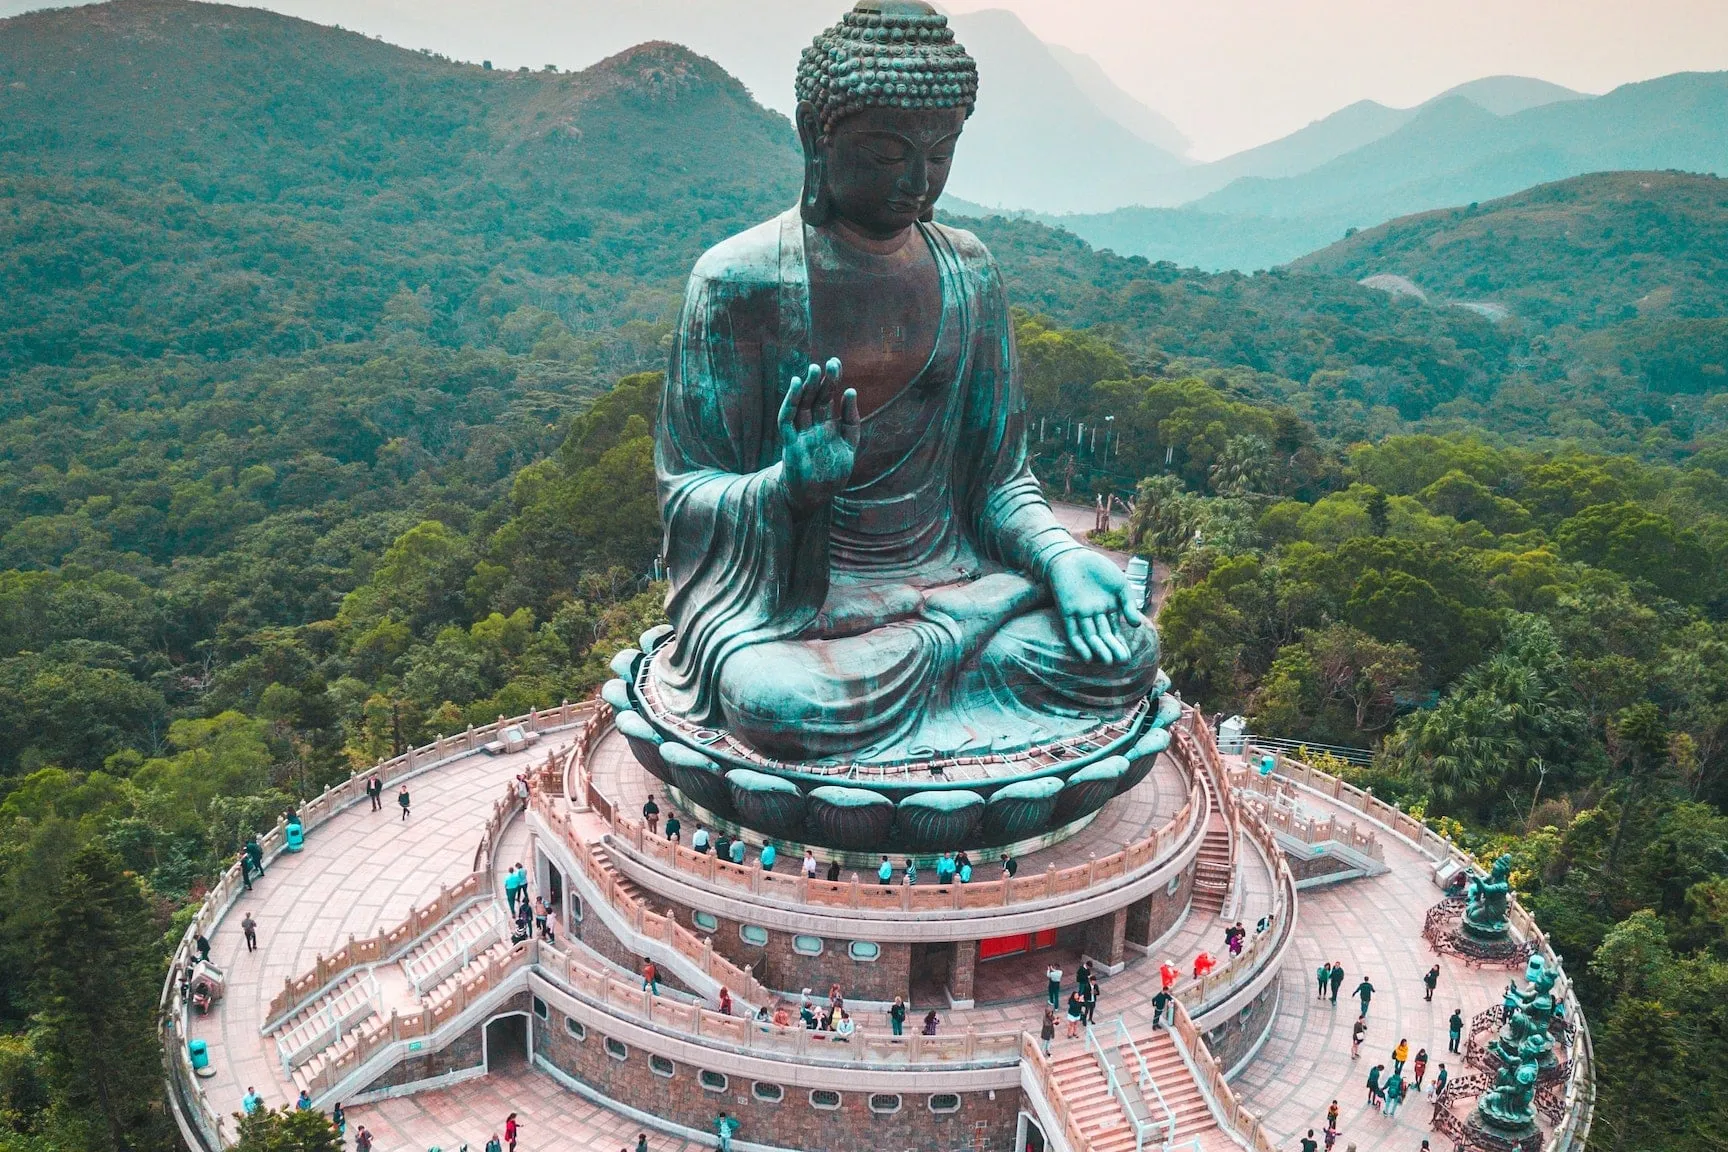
left=899, top=156, right=931, bottom=200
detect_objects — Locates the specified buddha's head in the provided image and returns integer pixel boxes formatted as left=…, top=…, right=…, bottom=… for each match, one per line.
left=795, top=0, right=978, bottom=236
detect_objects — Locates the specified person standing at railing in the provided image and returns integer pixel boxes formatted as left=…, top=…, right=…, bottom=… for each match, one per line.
left=877, top=856, right=893, bottom=885
left=729, top=838, right=746, bottom=866
left=1447, top=1008, right=1464, bottom=1053
left=714, top=1111, right=737, bottom=1152
left=664, top=813, right=681, bottom=843
left=803, top=848, right=818, bottom=878
left=760, top=841, right=777, bottom=871
left=642, top=794, right=660, bottom=835
left=367, top=772, right=383, bottom=811
left=889, top=996, right=906, bottom=1036
left=1039, top=1007, right=1056, bottom=1055
left=1064, top=990, right=1084, bottom=1038
left=692, top=826, right=710, bottom=854
left=1151, top=988, right=1171, bottom=1028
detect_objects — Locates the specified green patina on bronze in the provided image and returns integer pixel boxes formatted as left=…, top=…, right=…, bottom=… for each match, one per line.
left=1463, top=853, right=1515, bottom=943
left=610, top=1, right=1166, bottom=851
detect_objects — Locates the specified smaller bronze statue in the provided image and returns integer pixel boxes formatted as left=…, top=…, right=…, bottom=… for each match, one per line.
left=1490, top=954, right=1560, bottom=1070
left=1472, top=1057, right=1540, bottom=1139
left=1462, top=853, right=1514, bottom=943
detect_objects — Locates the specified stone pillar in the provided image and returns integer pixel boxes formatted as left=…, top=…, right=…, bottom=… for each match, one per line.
left=1125, top=894, right=1154, bottom=951
left=948, top=939, right=978, bottom=1008
left=1084, top=907, right=1129, bottom=974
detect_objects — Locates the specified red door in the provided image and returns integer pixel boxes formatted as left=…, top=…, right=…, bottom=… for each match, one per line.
left=980, top=933, right=1028, bottom=960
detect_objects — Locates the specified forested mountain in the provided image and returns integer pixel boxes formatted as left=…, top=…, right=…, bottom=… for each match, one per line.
left=0, top=4, right=1726, bottom=1149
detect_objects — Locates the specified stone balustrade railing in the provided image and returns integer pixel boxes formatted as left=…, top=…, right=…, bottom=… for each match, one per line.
left=1232, top=771, right=1385, bottom=863
left=605, top=783, right=1202, bottom=916
left=1242, top=742, right=1595, bottom=1152
left=537, top=791, right=779, bottom=1010
left=1167, top=996, right=1280, bottom=1152
left=1020, top=1031, right=1092, bottom=1152
left=536, top=941, right=1022, bottom=1068
left=259, top=782, right=519, bottom=1031
left=161, top=701, right=597, bottom=1151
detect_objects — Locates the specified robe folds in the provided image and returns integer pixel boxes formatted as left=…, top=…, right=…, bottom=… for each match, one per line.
left=653, top=208, right=1159, bottom=764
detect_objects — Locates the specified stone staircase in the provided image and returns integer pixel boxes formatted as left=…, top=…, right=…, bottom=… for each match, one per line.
left=400, top=901, right=504, bottom=995
left=1192, top=819, right=1233, bottom=915
left=270, top=974, right=380, bottom=1087
left=1047, top=1026, right=1226, bottom=1152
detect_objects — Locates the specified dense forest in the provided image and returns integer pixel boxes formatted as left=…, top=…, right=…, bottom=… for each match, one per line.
left=0, top=2, right=1725, bottom=1150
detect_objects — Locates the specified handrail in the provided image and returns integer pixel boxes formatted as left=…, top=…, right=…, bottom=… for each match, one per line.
left=1116, top=1015, right=1176, bottom=1146
left=1231, top=733, right=1375, bottom=765
left=161, top=700, right=597, bottom=1150
left=1085, top=1021, right=1156, bottom=1152
left=1242, top=741, right=1595, bottom=1152
left=1233, top=773, right=1386, bottom=863
left=1022, top=1032, right=1091, bottom=1152
left=1165, top=997, right=1279, bottom=1152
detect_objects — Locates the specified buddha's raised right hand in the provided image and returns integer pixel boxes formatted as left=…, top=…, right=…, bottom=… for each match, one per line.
left=779, top=358, right=861, bottom=514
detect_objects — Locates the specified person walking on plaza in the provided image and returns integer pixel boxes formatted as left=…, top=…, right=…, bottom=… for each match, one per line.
left=397, top=784, right=410, bottom=820
left=1412, top=1047, right=1428, bottom=1090
left=1354, top=976, right=1375, bottom=1018
left=242, top=1087, right=262, bottom=1115
left=331, top=1102, right=345, bottom=1136
left=1382, top=1072, right=1405, bottom=1117
left=1299, top=1130, right=1318, bottom=1152
left=637, top=1134, right=648, bottom=1152
left=890, top=996, right=906, bottom=1036
left=1350, top=1017, right=1367, bottom=1059
left=1448, top=1008, right=1464, bottom=1053
left=1065, top=990, right=1085, bottom=1038
left=296, top=1089, right=313, bottom=1110
left=486, top=1135, right=502, bottom=1152
left=504, top=863, right=524, bottom=912
left=1328, top=962, right=1345, bottom=1004
left=642, top=794, right=659, bottom=834
left=1040, top=1007, right=1057, bottom=1055
left=367, top=773, right=383, bottom=812
left=505, top=1112, right=520, bottom=1152
left=1365, top=1064, right=1383, bottom=1107
left=1317, top=961, right=1331, bottom=1000
left=1391, top=1038, right=1408, bottom=1076
left=1423, top=964, right=1440, bottom=1002
left=241, top=913, right=257, bottom=953
left=354, top=1127, right=373, bottom=1152
left=1046, top=963, right=1063, bottom=1010
left=1433, top=1063, right=1449, bottom=1099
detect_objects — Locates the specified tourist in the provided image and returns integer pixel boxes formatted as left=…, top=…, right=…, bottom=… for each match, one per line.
left=1317, top=961, right=1332, bottom=1000
left=1076, top=960, right=1093, bottom=999
left=245, top=835, right=265, bottom=880
left=1354, top=976, right=1375, bottom=1018
left=1299, top=1130, right=1317, bottom=1152
left=1045, top=963, right=1063, bottom=1010
left=296, top=1089, right=312, bottom=1110
left=1159, top=961, right=1179, bottom=991
left=331, top=1102, right=345, bottom=1136
left=718, top=987, right=732, bottom=1015
left=772, top=1002, right=790, bottom=1027
left=826, top=859, right=841, bottom=882
left=1328, top=962, right=1345, bottom=1004
left=1326, top=1100, right=1339, bottom=1131
left=354, top=1127, right=373, bottom=1152
left=637, top=1135, right=648, bottom=1152
left=241, top=912, right=257, bottom=953
left=828, top=983, right=844, bottom=1011
left=803, top=848, right=818, bottom=878
left=835, top=1010, right=855, bottom=1040
left=504, top=863, right=524, bottom=912
left=1083, top=978, right=1099, bottom=1024
left=1040, top=1007, right=1057, bottom=1055
left=1350, top=1018, right=1367, bottom=1059
left=535, top=896, right=551, bottom=940
left=397, top=784, right=410, bottom=819
left=1448, top=1008, right=1464, bottom=1053
left=714, top=832, right=731, bottom=862
left=729, top=838, right=746, bottom=866
left=1227, top=922, right=1245, bottom=956
left=1412, top=1047, right=1428, bottom=1090
left=505, top=1111, right=520, bottom=1152
left=760, top=841, right=777, bottom=871
left=367, top=773, right=383, bottom=812
left=1423, top=964, right=1440, bottom=1002
left=1001, top=852, right=1017, bottom=879
left=242, top=1087, right=262, bottom=1114
left=715, top=1111, right=737, bottom=1152
left=642, top=959, right=659, bottom=995
left=903, top=857, right=918, bottom=885
left=1365, top=1064, right=1382, bottom=1106
left=878, top=856, right=893, bottom=885
left=1322, top=1123, right=1338, bottom=1151
left=237, top=849, right=252, bottom=891
left=1193, top=951, right=1215, bottom=979
left=958, top=859, right=973, bottom=883
left=1382, top=1072, right=1405, bottom=1117
left=1151, top=988, right=1171, bottom=1028
left=800, top=1001, right=818, bottom=1029
left=889, top=996, right=907, bottom=1036
left=642, top=794, right=660, bottom=834
left=1391, top=1038, right=1408, bottom=1076
left=692, top=825, right=711, bottom=854
left=486, top=1136, right=502, bottom=1152
left=1065, top=990, right=1085, bottom=1038
left=936, top=852, right=955, bottom=884
left=664, top=812, right=681, bottom=843
left=1433, top=1063, right=1449, bottom=1098
left=921, top=1009, right=940, bottom=1035
left=194, top=933, right=211, bottom=963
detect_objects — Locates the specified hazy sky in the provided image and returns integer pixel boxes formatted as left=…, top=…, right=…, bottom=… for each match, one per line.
left=948, top=0, right=1728, bottom=158
left=6, top=0, right=1727, bottom=158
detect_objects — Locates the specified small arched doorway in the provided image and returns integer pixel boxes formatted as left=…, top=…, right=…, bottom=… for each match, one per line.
left=484, top=1012, right=529, bottom=1072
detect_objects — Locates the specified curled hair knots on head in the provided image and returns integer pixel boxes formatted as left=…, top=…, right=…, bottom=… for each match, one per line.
left=796, top=1, right=977, bottom=135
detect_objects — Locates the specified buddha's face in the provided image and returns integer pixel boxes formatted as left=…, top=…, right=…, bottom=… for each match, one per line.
left=807, top=103, right=966, bottom=239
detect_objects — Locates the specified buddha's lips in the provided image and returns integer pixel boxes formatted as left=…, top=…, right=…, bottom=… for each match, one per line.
left=886, top=198, right=923, bottom=215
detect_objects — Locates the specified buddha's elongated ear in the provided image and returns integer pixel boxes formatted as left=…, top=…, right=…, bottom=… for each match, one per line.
left=795, top=101, right=831, bottom=227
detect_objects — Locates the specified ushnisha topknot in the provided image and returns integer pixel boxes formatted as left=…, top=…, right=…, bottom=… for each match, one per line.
left=795, top=0, right=979, bottom=136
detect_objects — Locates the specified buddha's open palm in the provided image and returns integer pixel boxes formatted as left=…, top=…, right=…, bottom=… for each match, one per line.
left=779, top=358, right=861, bottom=514
left=1048, top=548, right=1146, bottom=664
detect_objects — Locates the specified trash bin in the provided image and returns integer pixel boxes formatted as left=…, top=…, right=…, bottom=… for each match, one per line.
left=187, top=1038, right=209, bottom=1071
left=284, top=820, right=304, bottom=852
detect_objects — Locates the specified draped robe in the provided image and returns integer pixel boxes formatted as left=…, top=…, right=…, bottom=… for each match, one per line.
left=652, top=208, right=1159, bottom=764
